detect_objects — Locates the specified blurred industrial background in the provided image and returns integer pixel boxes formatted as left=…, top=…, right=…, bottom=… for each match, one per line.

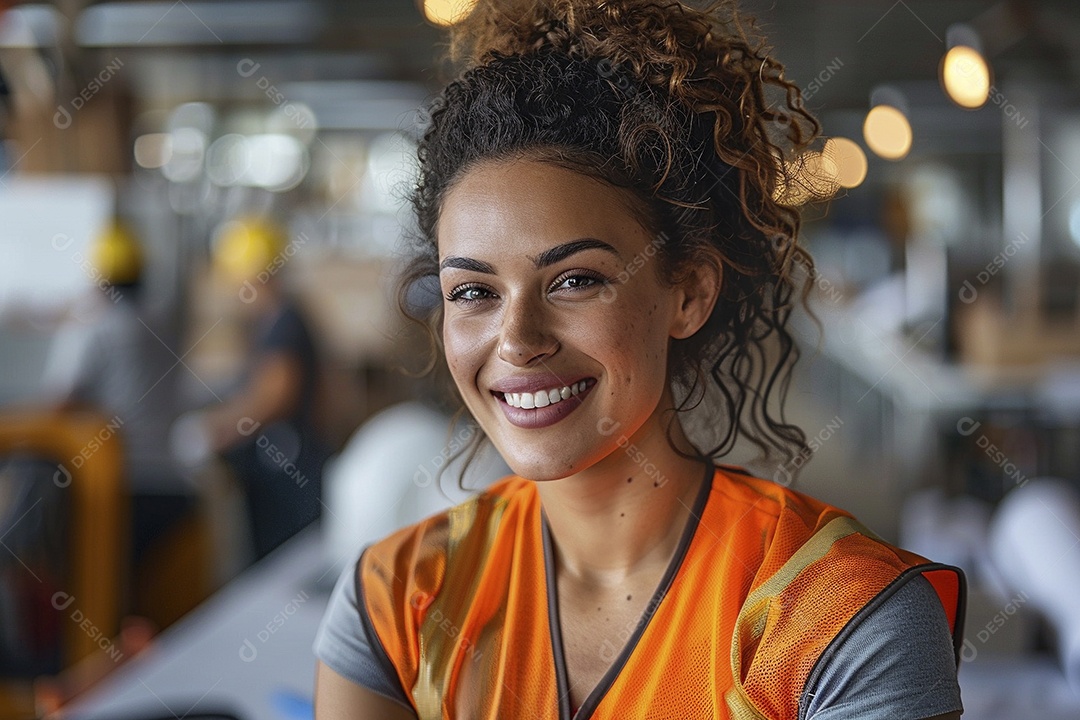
left=0, top=0, right=1078, bottom=718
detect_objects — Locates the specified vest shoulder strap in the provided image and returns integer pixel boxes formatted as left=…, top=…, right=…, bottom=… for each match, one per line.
left=724, top=516, right=966, bottom=720
left=358, top=477, right=529, bottom=715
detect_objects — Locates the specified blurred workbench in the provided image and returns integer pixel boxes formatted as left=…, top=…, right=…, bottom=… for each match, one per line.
left=62, top=524, right=333, bottom=720
left=792, top=291, right=1080, bottom=498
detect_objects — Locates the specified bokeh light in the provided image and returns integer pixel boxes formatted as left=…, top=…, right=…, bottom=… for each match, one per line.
left=421, top=0, right=477, bottom=26
left=863, top=104, right=912, bottom=161
left=942, top=45, right=991, bottom=109
left=823, top=137, right=869, bottom=189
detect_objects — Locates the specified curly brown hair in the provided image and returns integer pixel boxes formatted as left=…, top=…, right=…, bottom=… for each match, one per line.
left=395, top=0, right=824, bottom=489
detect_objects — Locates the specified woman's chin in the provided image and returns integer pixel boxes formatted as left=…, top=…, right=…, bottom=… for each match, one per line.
left=503, top=456, right=586, bottom=483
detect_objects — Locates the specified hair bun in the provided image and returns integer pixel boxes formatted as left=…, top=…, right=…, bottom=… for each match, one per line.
left=446, top=0, right=706, bottom=70
left=443, top=1, right=813, bottom=143
left=443, top=1, right=574, bottom=69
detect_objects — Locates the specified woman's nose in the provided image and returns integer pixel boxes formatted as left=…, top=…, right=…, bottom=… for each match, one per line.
left=496, top=296, right=559, bottom=366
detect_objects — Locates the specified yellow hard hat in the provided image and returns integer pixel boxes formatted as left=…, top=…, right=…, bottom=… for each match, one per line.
left=90, top=220, right=143, bottom=284
left=212, top=216, right=287, bottom=282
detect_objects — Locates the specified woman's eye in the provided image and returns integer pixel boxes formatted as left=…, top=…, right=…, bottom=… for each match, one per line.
left=445, top=284, right=494, bottom=304
left=445, top=272, right=608, bottom=306
left=553, top=272, right=607, bottom=292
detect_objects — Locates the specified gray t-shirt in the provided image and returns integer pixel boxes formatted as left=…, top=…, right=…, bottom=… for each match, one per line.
left=313, top=552, right=963, bottom=718
left=39, top=298, right=184, bottom=493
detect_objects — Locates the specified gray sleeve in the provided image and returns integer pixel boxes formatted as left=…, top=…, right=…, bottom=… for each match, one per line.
left=801, top=573, right=963, bottom=720
left=312, top=552, right=412, bottom=710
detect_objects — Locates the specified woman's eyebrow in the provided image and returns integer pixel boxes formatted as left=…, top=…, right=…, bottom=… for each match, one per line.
left=439, top=256, right=496, bottom=274
left=439, top=238, right=621, bottom=274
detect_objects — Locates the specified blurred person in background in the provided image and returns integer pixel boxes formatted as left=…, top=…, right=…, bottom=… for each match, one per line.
left=191, top=215, right=329, bottom=563
left=37, top=219, right=194, bottom=613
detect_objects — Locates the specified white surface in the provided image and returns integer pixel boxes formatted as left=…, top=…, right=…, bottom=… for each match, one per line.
left=988, top=478, right=1080, bottom=695
left=63, top=525, right=326, bottom=720
left=321, top=400, right=511, bottom=578
left=960, top=655, right=1080, bottom=720
left=0, top=176, right=113, bottom=312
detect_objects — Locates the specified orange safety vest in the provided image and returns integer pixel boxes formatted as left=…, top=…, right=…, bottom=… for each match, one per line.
left=358, top=462, right=965, bottom=719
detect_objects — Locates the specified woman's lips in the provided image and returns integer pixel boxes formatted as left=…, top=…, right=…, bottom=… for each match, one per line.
left=493, top=378, right=597, bottom=429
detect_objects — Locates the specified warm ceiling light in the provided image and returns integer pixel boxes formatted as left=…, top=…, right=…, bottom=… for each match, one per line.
left=863, top=105, right=912, bottom=161
left=422, top=0, right=477, bottom=26
left=823, top=137, right=868, bottom=189
left=942, top=45, right=991, bottom=109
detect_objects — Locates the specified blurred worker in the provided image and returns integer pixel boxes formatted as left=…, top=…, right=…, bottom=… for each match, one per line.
left=37, top=219, right=194, bottom=597
left=193, top=215, right=328, bottom=563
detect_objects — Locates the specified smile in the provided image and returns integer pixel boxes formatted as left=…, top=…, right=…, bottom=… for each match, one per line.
left=500, top=379, right=590, bottom=408
left=493, top=378, right=597, bottom=429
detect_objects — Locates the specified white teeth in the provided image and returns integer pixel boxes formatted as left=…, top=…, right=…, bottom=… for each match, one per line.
left=503, top=380, right=589, bottom=409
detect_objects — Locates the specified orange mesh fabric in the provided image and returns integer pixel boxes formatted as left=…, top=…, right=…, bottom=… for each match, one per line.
left=360, top=468, right=964, bottom=719
left=730, top=531, right=947, bottom=719
left=361, top=478, right=561, bottom=719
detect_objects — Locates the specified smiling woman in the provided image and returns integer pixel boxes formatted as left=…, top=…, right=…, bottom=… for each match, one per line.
left=312, top=1, right=966, bottom=719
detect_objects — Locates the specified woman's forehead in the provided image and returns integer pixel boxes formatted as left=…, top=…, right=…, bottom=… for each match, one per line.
left=437, top=158, right=648, bottom=259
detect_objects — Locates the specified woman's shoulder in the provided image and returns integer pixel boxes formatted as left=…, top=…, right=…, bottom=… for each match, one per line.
left=709, top=463, right=857, bottom=535
left=704, top=464, right=951, bottom=586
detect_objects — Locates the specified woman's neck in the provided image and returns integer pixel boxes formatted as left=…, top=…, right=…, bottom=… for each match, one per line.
left=534, top=402, right=709, bottom=589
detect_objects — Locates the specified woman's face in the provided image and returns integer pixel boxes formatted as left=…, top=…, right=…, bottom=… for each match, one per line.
left=436, top=157, right=705, bottom=482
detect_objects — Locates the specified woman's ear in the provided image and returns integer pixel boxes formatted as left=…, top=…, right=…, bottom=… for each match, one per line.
left=670, top=254, right=722, bottom=340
